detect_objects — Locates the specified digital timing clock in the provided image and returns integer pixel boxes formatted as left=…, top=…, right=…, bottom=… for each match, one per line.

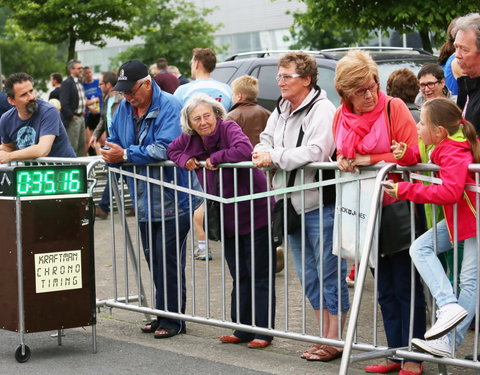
left=0, top=165, right=87, bottom=197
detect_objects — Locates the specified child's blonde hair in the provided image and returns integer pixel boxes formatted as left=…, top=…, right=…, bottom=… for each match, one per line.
left=422, top=97, right=480, bottom=163
left=231, top=75, right=259, bottom=102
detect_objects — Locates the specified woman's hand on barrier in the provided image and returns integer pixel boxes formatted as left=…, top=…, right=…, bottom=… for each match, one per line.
left=205, top=157, right=218, bottom=171
left=185, top=157, right=200, bottom=171
left=251, top=151, right=272, bottom=167
left=391, top=140, right=406, bottom=159
left=337, top=154, right=357, bottom=172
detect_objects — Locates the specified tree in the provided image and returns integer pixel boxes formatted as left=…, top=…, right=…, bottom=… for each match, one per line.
left=0, top=8, right=65, bottom=90
left=0, top=0, right=149, bottom=64
left=290, top=0, right=480, bottom=52
left=111, top=0, right=222, bottom=75
left=0, top=38, right=65, bottom=91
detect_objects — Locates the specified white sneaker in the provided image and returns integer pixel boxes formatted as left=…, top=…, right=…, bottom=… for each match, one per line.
left=425, top=303, right=468, bottom=340
left=193, top=247, right=212, bottom=261
left=412, top=336, right=452, bottom=358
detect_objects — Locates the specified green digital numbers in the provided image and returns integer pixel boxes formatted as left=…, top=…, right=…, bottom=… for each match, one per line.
left=16, top=167, right=85, bottom=196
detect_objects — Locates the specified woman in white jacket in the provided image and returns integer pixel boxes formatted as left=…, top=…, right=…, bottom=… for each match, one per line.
left=253, top=51, right=349, bottom=361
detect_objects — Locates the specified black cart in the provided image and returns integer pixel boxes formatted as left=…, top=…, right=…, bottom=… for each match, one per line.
left=0, top=164, right=96, bottom=362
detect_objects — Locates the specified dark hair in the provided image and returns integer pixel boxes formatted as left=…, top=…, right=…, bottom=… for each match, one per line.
left=50, top=72, right=63, bottom=85
left=192, top=48, right=217, bottom=73
left=156, top=58, right=168, bottom=70
left=386, top=68, right=419, bottom=104
left=102, top=71, right=117, bottom=86
left=423, top=98, right=480, bottom=163
left=5, top=72, right=33, bottom=99
left=278, top=51, right=318, bottom=90
left=438, top=18, right=459, bottom=66
left=417, top=63, right=445, bottom=80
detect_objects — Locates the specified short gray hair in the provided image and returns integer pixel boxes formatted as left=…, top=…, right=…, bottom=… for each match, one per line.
left=180, top=93, right=226, bottom=135
left=67, top=59, right=81, bottom=70
left=453, top=13, right=480, bottom=51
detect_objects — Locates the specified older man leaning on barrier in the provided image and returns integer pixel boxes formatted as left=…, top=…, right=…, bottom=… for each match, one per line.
left=0, top=72, right=75, bottom=162
left=100, top=60, right=202, bottom=339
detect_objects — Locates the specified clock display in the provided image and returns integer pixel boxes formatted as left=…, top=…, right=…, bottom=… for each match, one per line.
left=15, top=166, right=87, bottom=196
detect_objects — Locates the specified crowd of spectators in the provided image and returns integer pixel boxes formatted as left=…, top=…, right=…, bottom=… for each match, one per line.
left=1, top=11, right=480, bottom=373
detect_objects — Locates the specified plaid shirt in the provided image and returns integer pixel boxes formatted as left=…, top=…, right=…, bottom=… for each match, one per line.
left=74, top=76, right=86, bottom=115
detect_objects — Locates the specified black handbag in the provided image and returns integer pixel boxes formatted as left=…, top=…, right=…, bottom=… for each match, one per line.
left=379, top=200, right=413, bottom=256
left=272, top=125, right=305, bottom=247
left=206, top=199, right=221, bottom=241
left=272, top=197, right=301, bottom=247
left=205, top=172, right=221, bottom=241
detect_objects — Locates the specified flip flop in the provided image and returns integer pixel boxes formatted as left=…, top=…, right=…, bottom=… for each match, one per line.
left=300, top=344, right=322, bottom=359
left=141, top=320, right=160, bottom=333
left=154, top=327, right=180, bottom=339
left=304, top=345, right=343, bottom=362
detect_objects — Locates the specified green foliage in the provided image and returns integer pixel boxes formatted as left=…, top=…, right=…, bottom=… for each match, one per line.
left=0, top=0, right=148, bottom=63
left=111, top=0, right=222, bottom=76
left=0, top=8, right=65, bottom=90
left=0, top=37, right=65, bottom=91
left=290, top=0, right=480, bottom=52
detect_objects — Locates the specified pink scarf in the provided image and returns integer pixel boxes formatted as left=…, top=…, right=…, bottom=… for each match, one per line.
left=340, top=91, right=387, bottom=159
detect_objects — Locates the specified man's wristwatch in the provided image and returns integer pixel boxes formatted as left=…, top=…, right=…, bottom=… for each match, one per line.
left=122, top=149, right=128, bottom=162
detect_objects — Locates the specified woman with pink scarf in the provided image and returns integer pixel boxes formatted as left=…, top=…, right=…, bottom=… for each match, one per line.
left=333, top=50, right=426, bottom=375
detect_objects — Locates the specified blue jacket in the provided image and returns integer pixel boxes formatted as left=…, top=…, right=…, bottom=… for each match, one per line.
left=108, top=81, right=202, bottom=222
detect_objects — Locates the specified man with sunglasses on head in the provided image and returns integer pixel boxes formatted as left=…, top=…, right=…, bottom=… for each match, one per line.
left=100, top=60, right=202, bottom=339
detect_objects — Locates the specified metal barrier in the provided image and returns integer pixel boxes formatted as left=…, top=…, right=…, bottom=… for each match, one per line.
left=96, top=159, right=480, bottom=374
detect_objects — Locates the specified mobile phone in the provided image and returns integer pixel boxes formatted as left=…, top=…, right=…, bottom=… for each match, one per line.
left=381, top=180, right=395, bottom=189
left=101, top=145, right=111, bottom=150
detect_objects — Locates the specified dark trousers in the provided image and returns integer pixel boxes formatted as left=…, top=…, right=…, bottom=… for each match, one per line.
left=99, top=172, right=119, bottom=213
left=375, top=251, right=426, bottom=353
left=224, top=226, right=276, bottom=341
left=140, top=215, right=190, bottom=332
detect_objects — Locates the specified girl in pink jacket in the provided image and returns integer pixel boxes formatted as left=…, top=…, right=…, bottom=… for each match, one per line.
left=385, top=97, right=480, bottom=359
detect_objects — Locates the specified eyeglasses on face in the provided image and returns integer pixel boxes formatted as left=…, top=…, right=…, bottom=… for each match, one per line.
left=353, top=82, right=379, bottom=97
left=419, top=80, right=441, bottom=90
left=275, top=74, right=302, bottom=83
left=123, top=80, right=145, bottom=96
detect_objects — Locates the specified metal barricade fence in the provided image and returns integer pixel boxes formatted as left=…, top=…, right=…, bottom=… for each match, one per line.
left=95, top=159, right=479, bottom=374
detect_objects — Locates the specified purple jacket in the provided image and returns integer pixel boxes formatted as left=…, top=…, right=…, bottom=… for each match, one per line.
left=167, top=118, right=271, bottom=236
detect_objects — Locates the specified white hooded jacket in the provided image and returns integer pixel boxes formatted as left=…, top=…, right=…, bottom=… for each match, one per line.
left=254, top=87, right=336, bottom=213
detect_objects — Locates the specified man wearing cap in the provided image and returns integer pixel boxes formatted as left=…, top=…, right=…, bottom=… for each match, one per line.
left=100, top=60, right=201, bottom=339
left=0, top=72, right=75, bottom=162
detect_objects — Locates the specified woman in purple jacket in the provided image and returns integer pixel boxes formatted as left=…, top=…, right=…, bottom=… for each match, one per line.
left=167, top=93, right=275, bottom=349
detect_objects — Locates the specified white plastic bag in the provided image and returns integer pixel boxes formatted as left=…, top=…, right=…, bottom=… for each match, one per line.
left=332, top=170, right=378, bottom=267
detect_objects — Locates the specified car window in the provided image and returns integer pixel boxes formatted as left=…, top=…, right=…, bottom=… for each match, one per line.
left=317, top=67, right=340, bottom=108
left=256, top=65, right=280, bottom=110
left=377, top=60, right=434, bottom=92
left=211, top=66, right=238, bottom=83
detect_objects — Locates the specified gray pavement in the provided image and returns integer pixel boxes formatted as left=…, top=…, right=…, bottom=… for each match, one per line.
left=1, top=212, right=479, bottom=374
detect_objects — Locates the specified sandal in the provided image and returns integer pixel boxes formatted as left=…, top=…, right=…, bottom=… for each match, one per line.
left=154, top=326, right=181, bottom=339
left=304, top=345, right=343, bottom=362
left=141, top=320, right=160, bottom=333
left=301, top=344, right=322, bottom=359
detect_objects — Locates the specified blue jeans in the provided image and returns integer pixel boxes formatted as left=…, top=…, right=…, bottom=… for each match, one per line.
left=410, top=219, right=478, bottom=346
left=288, top=204, right=349, bottom=314
left=139, top=214, right=190, bottom=333
left=223, top=226, right=276, bottom=341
